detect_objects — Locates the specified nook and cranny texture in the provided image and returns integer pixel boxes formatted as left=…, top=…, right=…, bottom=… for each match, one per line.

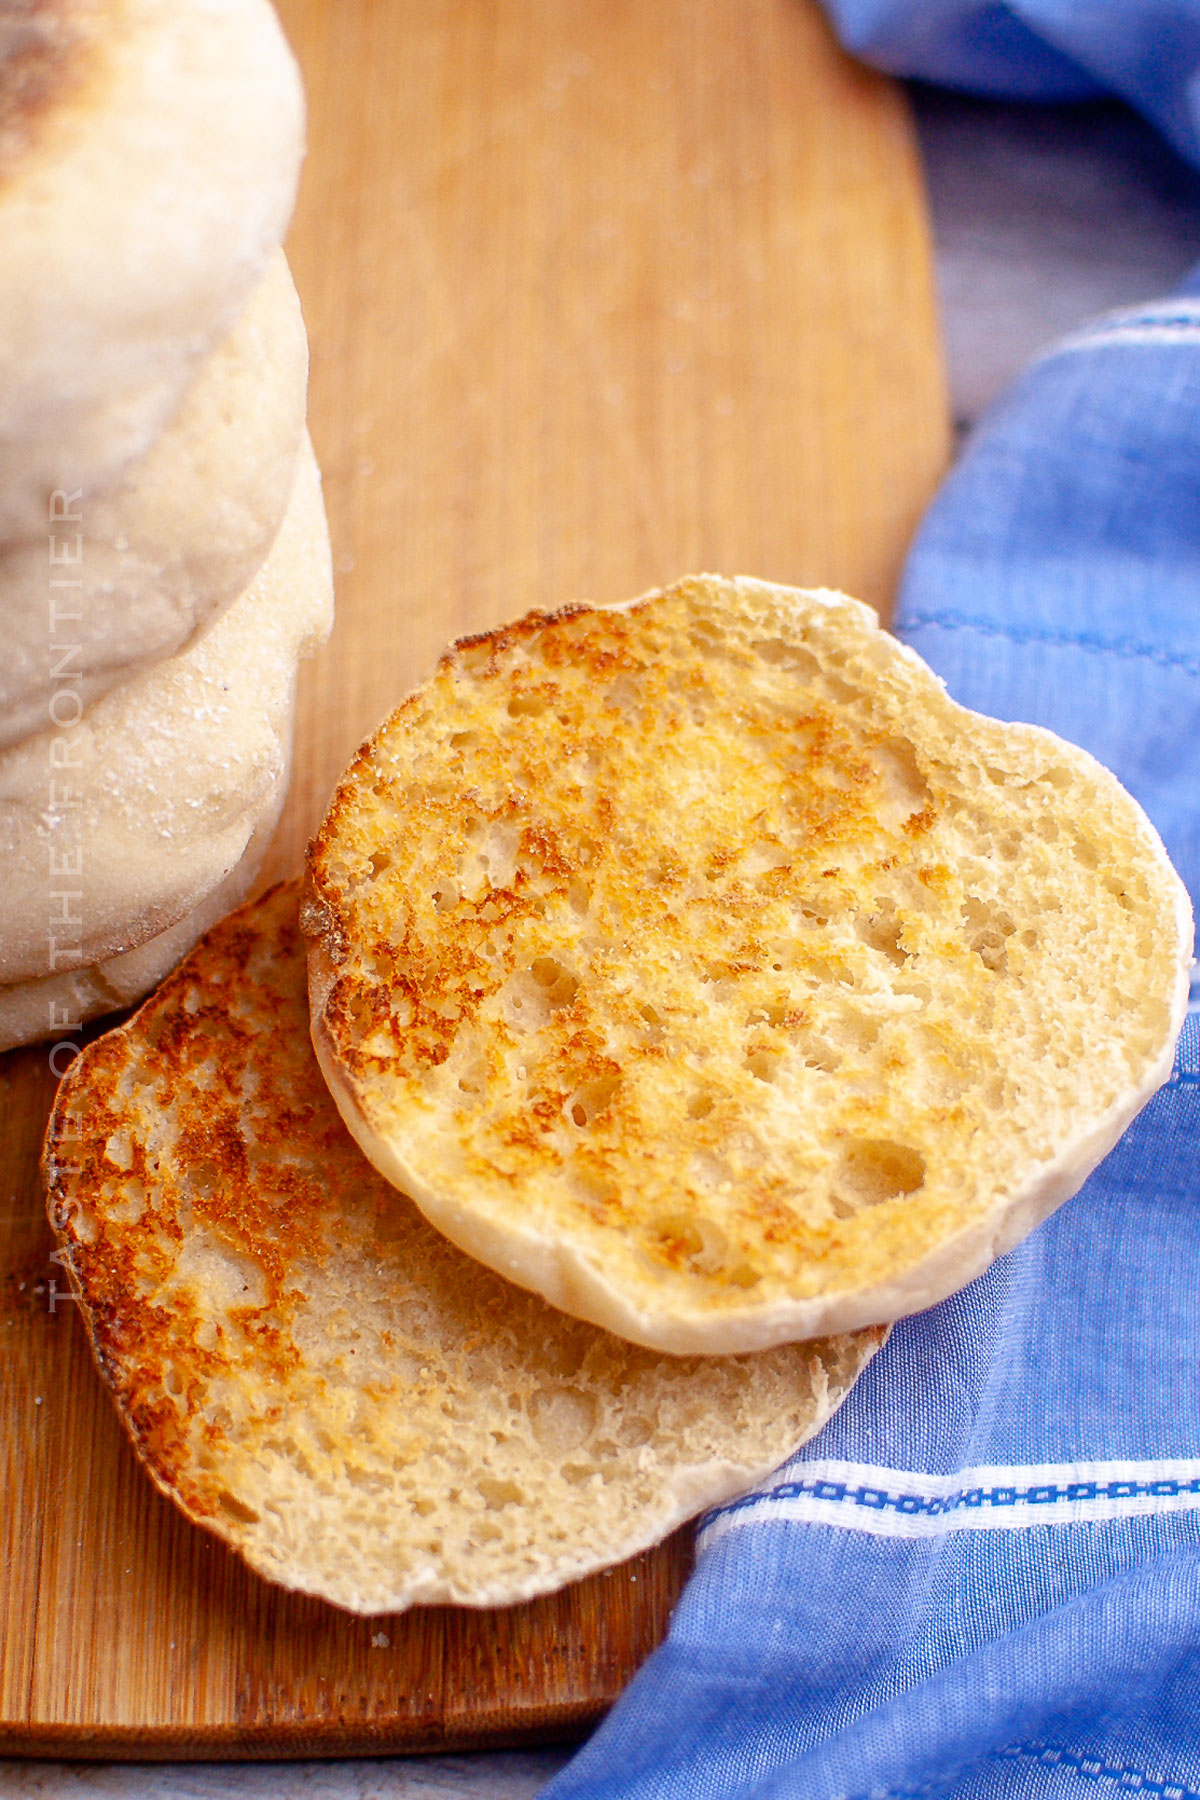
left=305, top=576, right=1193, bottom=1355
left=43, top=883, right=883, bottom=1615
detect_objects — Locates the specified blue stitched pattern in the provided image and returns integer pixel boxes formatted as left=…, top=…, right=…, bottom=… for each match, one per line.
left=1063, top=310, right=1200, bottom=336
left=707, top=1471, right=1200, bottom=1529
left=1060, top=315, right=1200, bottom=341
left=991, top=1741, right=1200, bottom=1799
left=1104, top=314, right=1200, bottom=333
left=860, top=1744, right=1200, bottom=1800
left=1041, top=302, right=1200, bottom=362
left=902, top=612, right=1200, bottom=679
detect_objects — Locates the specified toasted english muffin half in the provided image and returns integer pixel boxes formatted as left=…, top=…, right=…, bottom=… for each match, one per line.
left=0, top=0, right=303, bottom=538
left=42, top=882, right=883, bottom=1615
left=305, top=576, right=1193, bottom=1356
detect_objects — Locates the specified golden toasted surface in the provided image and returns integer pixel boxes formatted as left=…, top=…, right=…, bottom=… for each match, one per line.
left=306, top=576, right=1192, bottom=1353
left=43, top=882, right=882, bottom=1614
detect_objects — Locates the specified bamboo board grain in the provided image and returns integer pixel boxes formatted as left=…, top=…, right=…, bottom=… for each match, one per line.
left=0, top=0, right=949, bottom=1760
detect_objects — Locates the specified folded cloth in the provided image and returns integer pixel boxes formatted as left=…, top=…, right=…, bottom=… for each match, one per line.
left=543, top=300, right=1200, bottom=1799
left=817, top=0, right=1200, bottom=172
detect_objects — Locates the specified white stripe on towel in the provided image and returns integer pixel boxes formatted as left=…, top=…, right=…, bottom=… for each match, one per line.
left=1043, top=299, right=1200, bottom=359
left=699, top=1458, right=1200, bottom=1545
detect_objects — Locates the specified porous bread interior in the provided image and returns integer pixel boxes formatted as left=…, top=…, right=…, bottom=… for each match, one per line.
left=42, top=883, right=883, bottom=1616
left=0, top=434, right=332, bottom=985
left=307, top=575, right=1192, bottom=1354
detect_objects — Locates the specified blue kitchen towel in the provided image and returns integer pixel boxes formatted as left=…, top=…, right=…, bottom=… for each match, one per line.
left=541, top=292, right=1200, bottom=1800
left=817, top=0, right=1200, bottom=173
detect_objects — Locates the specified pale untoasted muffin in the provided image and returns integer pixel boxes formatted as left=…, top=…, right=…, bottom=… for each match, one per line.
left=306, top=575, right=1192, bottom=1356
left=42, top=882, right=884, bottom=1615
left=0, top=250, right=308, bottom=752
left=0, top=778, right=285, bottom=1053
left=0, top=436, right=332, bottom=989
left=0, top=0, right=304, bottom=539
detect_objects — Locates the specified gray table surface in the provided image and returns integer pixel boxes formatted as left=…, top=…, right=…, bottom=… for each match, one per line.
left=915, top=86, right=1200, bottom=433
left=4, top=79, right=1199, bottom=1800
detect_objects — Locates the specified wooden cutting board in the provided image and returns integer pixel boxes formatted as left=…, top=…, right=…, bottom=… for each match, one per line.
left=0, top=0, right=948, bottom=1759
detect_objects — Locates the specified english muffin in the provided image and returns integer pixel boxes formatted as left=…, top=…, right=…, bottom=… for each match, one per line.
left=43, top=882, right=884, bottom=1613
left=306, top=576, right=1191, bottom=1354
left=0, top=0, right=303, bottom=537
left=0, top=436, right=331, bottom=996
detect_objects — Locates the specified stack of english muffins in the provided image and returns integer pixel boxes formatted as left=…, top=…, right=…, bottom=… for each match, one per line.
left=0, top=0, right=333, bottom=1052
